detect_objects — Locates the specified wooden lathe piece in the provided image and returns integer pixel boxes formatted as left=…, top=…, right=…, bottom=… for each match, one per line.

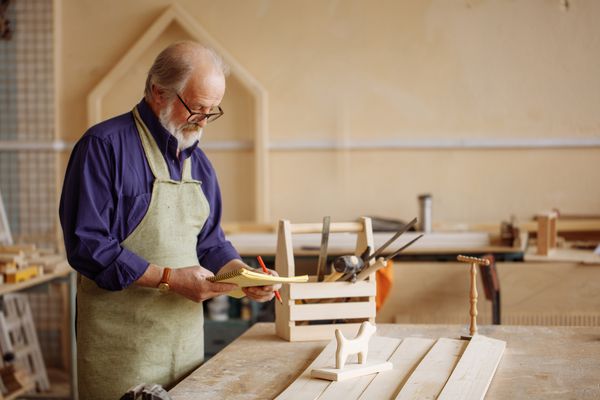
left=457, top=255, right=490, bottom=337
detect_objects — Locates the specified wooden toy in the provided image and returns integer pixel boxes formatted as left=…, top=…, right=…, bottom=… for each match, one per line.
left=335, top=321, right=376, bottom=369
left=311, top=322, right=392, bottom=382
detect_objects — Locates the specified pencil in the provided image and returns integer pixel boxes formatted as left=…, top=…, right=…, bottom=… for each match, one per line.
left=257, top=256, right=283, bottom=304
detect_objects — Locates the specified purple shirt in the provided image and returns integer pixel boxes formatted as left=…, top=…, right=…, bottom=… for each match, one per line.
left=59, top=99, right=240, bottom=290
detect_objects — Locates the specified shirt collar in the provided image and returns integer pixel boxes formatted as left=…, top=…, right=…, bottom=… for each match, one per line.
left=135, top=99, right=199, bottom=161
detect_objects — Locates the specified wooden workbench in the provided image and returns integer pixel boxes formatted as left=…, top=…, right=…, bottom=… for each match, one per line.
left=227, top=231, right=526, bottom=260
left=169, top=323, right=600, bottom=399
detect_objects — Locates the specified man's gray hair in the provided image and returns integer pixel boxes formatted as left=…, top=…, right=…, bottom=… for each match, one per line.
left=144, top=41, right=228, bottom=101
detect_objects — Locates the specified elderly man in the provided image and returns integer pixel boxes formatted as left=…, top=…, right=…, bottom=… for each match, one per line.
left=59, top=41, right=278, bottom=399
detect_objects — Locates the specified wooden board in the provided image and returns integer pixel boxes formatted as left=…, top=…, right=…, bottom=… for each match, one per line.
left=275, top=338, right=337, bottom=400
left=311, top=361, right=392, bottom=383
left=437, top=334, right=505, bottom=400
left=290, top=302, right=375, bottom=321
left=394, top=338, right=467, bottom=400
left=276, top=334, right=505, bottom=400
left=358, top=338, right=435, bottom=400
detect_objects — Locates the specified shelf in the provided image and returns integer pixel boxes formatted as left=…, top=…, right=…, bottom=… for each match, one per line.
left=16, top=368, right=71, bottom=400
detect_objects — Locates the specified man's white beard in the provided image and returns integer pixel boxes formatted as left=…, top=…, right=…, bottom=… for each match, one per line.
left=158, top=102, right=203, bottom=151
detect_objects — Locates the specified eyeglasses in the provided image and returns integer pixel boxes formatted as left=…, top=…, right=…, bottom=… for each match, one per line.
left=176, top=93, right=224, bottom=124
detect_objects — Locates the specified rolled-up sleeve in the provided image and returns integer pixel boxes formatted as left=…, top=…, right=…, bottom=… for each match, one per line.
left=59, top=135, right=149, bottom=290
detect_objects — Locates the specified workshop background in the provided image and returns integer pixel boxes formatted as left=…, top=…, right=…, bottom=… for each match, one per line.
left=58, top=0, right=600, bottom=226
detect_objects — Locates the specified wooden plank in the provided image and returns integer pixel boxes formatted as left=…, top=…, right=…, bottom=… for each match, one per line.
left=289, top=281, right=376, bottom=300
left=291, top=222, right=364, bottom=234
left=358, top=337, right=435, bottom=400
left=311, top=361, right=392, bottom=382
left=289, top=324, right=366, bottom=342
left=316, top=336, right=400, bottom=400
left=290, top=302, right=375, bottom=321
left=537, top=215, right=551, bottom=255
left=355, top=217, right=374, bottom=260
left=394, top=338, right=467, bottom=400
left=274, top=340, right=336, bottom=400
left=275, top=220, right=294, bottom=341
left=437, top=335, right=506, bottom=400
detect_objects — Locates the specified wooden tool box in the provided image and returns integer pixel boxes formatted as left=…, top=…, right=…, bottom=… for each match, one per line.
left=275, top=217, right=376, bottom=341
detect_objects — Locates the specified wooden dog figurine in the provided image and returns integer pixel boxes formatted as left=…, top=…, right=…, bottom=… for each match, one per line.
left=335, top=321, right=376, bottom=369
left=311, top=321, right=392, bottom=381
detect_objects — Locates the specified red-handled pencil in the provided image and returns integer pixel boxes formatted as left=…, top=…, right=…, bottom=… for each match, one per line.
left=257, top=256, right=283, bottom=304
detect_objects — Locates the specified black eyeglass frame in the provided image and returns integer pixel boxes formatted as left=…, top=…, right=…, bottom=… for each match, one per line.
left=176, top=93, right=224, bottom=123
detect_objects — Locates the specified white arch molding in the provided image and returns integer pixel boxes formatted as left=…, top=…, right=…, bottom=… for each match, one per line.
left=86, top=4, right=270, bottom=222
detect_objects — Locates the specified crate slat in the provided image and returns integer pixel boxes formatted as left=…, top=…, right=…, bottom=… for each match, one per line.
left=290, top=222, right=364, bottom=234
left=290, top=301, right=375, bottom=321
left=289, top=323, right=372, bottom=342
left=289, top=280, right=376, bottom=300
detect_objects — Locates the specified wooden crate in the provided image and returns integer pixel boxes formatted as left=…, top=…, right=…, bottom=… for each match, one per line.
left=275, top=217, right=376, bottom=341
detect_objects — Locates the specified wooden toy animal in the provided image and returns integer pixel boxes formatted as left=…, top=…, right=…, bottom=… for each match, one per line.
left=335, top=321, right=376, bottom=369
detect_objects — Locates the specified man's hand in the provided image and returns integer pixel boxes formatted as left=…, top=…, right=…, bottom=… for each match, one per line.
left=169, top=266, right=237, bottom=303
left=242, top=268, right=281, bottom=303
left=219, top=259, right=282, bottom=303
left=136, top=263, right=236, bottom=303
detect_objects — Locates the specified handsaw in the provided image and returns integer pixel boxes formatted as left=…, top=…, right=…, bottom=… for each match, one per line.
left=316, top=216, right=330, bottom=282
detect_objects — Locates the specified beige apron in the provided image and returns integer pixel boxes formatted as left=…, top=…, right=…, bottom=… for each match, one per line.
left=76, top=107, right=210, bottom=400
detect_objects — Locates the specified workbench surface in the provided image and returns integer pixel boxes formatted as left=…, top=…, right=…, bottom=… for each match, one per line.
left=169, top=323, right=600, bottom=400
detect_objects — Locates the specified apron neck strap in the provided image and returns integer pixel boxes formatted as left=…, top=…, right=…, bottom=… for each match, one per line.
left=133, top=106, right=194, bottom=181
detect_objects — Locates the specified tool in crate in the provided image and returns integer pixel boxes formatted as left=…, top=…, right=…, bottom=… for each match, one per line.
left=329, top=217, right=424, bottom=283
left=120, top=383, right=171, bottom=400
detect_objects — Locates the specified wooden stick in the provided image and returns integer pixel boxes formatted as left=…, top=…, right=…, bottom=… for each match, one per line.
left=354, top=258, right=387, bottom=282
left=456, top=255, right=489, bottom=336
left=324, top=271, right=344, bottom=282
left=469, top=264, right=478, bottom=336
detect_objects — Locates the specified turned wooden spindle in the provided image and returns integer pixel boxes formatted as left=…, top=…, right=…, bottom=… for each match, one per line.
left=457, top=255, right=490, bottom=337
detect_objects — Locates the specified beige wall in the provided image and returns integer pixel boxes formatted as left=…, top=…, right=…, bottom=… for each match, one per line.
left=57, top=0, right=600, bottom=224
left=376, top=261, right=600, bottom=325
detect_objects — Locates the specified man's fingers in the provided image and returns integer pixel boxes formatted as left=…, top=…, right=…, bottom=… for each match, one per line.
left=211, top=282, right=238, bottom=292
left=243, top=286, right=273, bottom=297
left=242, top=287, right=275, bottom=302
